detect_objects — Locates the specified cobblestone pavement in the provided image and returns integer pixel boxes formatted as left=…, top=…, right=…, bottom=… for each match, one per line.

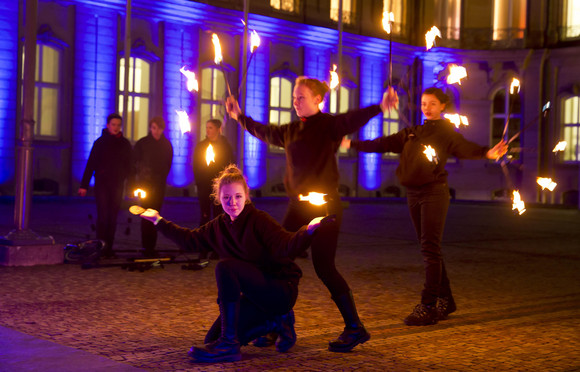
left=1, top=197, right=579, bottom=371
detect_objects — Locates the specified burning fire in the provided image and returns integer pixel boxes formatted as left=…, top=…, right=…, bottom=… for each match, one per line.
left=553, top=141, right=567, bottom=152
left=512, top=190, right=526, bottom=215
left=425, top=26, right=441, bottom=51
left=205, top=144, right=215, bottom=166
left=176, top=110, right=191, bottom=135
left=133, top=188, right=147, bottom=199
left=179, top=66, right=199, bottom=92
left=250, top=30, right=261, bottom=52
left=423, top=145, right=438, bottom=164
left=537, top=177, right=557, bottom=191
left=382, top=11, right=395, bottom=34
left=212, top=33, right=223, bottom=65
left=330, top=64, right=339, bottom=90
left=446, top=64, right=467, bottom=85
left=510, top=78, right=520, bottom=94
left=444, top=113, right=469, bottom=128
left=299, top=192, right=327, bottom=206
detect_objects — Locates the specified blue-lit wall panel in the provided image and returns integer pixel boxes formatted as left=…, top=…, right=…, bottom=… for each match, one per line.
left=243, top=43, right=268, bottom=188
left=165, top=23, right=196, bottom=187
left=0, top=1, right=18, bottom=183
left=304, top=46, right=330, bottom=82
left=72, top=7, right=117, bottom=185
left=358, top=55, right=384, bottom=190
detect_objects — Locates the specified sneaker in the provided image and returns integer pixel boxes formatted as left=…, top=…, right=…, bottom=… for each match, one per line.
left=436, top=296, right=456, bottom=320
left=404, top=304, right=438, bottom=326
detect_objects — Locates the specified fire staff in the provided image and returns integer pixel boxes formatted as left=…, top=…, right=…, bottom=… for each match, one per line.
left=226, top=77, right=398, bottom=352
left=344, top=87, right=508, bottom=326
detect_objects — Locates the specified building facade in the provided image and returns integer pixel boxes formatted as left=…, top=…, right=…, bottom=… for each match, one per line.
left=1, top=0, right=579, bottom=205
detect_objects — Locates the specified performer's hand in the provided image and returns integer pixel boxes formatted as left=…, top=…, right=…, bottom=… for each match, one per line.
left=307, top=214, right=336, bottom=235
left=140, top=208, right=161, bottom=224
left=226, top=96, right=241, bottom=120
left=487, top=139, right=508, bottom=160
left=380, top=86, right=399, bottom=112
left=78, top=188, right=87, bottom=197
left=340, top=137, right=352, bottom=150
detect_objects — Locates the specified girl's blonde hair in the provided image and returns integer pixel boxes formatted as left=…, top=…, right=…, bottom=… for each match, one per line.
left=295, top=76, right=330, bottom=99
left=211, top=164, right=251, bottom=205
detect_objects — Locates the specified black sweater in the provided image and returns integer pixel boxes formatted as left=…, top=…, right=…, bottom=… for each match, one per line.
left=157, top=203, right=313, bottom=283
left=80, top=129, right=132, bottom=189
left=351, top=119, right=489, bottom=187
left=133, top=132, right=173, bottom=187
left=192, top=135, right=235, bottom=188
left=238, top=105, right=382, bottom=196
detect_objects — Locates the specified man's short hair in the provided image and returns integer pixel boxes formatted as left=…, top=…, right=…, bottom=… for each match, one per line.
left=150, top=116, right=166, bottom=130
left=206, top=119, right=222, bottom=129
left=107, top=113, right=122, bottom=124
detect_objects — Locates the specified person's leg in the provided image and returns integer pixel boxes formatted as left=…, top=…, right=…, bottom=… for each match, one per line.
left=197, top=183, right=212, bottom=226
left=141, top=185, right=163, bottom=256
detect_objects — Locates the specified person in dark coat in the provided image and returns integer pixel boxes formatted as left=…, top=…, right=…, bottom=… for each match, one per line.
left=225, top=78, right=398, bottom=352
left=192, top=119, right=235, bottom=226
left=133, top=116, right=173, bottom=257
left=139, top=164, right=328, bottom=363
left=343, top=87, right=508, bottom=326
left=79, top=113, right=132, bottom=258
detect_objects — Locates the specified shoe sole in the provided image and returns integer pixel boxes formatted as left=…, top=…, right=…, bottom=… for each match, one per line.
left=328, top=333, right=371, bottom=353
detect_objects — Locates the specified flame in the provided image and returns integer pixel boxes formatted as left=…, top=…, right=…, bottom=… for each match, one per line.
left=176, top=110, right=191, bottom=135
left=318, top=101, right=325, bottom=111
left=212, top=33, right=223, bottom=65
left=446, top=64, right=467, bottom=85
left=552, top=141, right=567, bottom=152
left=444, top=113, right=469, bottom=128
left=510, top=78, right=520, bottom=94
left=299, top=192, right=327, bottom=206
left=179, top=66, right=199, bottom=92
left=537, top=177, right=557, bottom=191
left=382, top=11, right=395, bottom=34
left=250, top=30, right=261, bottom=52
left=425, top=26, right=441, bottom=51
left=423, top=145, right=438, bottom=164
left=133, top=188, right=147, bottom=199
left=205, top=144, right=215, bottom=166
left=512, top=190, right=526, bottom=215
left=330, top=64, right=339, bottom=90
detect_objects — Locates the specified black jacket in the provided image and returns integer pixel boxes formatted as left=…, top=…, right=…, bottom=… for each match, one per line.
left=193, top=135, right=234, bottom=188
left=133, top=132, right=173, bottom=188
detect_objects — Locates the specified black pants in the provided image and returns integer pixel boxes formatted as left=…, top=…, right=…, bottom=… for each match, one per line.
left=282, top=196, right=349, bottom=298
left=197, top=183, right=224, bottom=226
left=406, top=182, right=452, bottom=305
left=94, top=181, right=124, bottom=252
left=214, top=258, right=297, bottom=340
left=140, top=183, right=166, bottom=252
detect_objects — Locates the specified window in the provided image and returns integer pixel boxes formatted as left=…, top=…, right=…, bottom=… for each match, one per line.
left=33, top=44, right=61, bottom=138
left=434, top=0, right=461, bottom=40
left=562, top=96, right=580, bottom=162
left=383, top=0, right=405, bottom=35
left=200, top=67, right=226, bottom=140
left=118, top=57, right=150, bottom=142
left=563, top=0, right=580, bottom=38
left=382, top=109, right=399, bottom=158
left=329, top=86, right=352, bottom=154
left=492, top=0, right=526, bottom=41
left=268, top=76, right=293, bottom=151
left=491, top=88, right=521, bottom=159
left=331, top=0, right=354, bottom=24
left=271, top=0, right=297, bottom=13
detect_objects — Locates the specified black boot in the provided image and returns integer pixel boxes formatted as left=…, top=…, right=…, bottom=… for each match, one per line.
left=189, top=301, right=242, bottom=363
left=275, top=310, right=296, bottom=353
left=328, top=291, right=370, bottom=352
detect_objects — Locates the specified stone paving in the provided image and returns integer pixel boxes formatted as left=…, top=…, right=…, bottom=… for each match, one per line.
left=1, top=197, right=579, bottom=371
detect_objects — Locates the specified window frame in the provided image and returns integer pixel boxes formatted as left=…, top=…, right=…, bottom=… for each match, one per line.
left=268, top=74, right=295, bottom=152
left=199, top=66, right=228, bottom=140
left=117, top=56, right=152, bottom=143
left=560, top=95, right=580, bottom=162
left=491, top=86, right=522, bottom=161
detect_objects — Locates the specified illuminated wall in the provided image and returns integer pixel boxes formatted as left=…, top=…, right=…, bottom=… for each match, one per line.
left=0, top=2, right=18, bottom=184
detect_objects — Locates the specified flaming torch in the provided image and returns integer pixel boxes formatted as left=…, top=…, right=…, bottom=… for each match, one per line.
left=512, top=190, right=526, bottom=215
left=179, top=66, right=199, bottom=92
left=176, top=110, right=191, bottom=135
left=553, top=141, right=567, bottom=152
left=205, top=144, right=216, bottom=166
left=134, top=188, right=147, bottom=199
left=238, top=30, right=261, bottom=95
left=330, top=64, right=339, bottom=90
left=382, top=11, right=395, bottom=85
left=446, top=64, right=467, bottom=85
left=299, top=192, right=327, bottom=206
left=425, top=26, right=441, bottom=51
left=510, top=78, right=520, bottom=94
left=423, top=145, right=439, bottom=164
left=444, top=113, right=469, bottom=128
left=537, top=177, right=557, bottom=191
left=212, top=33, right=232, bottom=96
left=501, top=77, right=521, bottom=140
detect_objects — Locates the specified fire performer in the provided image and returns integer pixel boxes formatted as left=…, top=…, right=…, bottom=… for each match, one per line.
left=226, top=77, right=398, bottom=352
left=139, top=165, right=328, bottom=363
left=193, top=119, right=235, bottom=226
left=132, top=116, right=173, bottom=257
left=343, top=87, right=508, bottom=326
left=78, top=113, right=133, bottom=258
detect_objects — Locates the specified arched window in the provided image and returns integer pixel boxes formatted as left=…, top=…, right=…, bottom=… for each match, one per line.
left=200, top=67, right=226, bottom=140
left=33, top=43, right=61, bottom=138
left=491, top=87, right=521, bottom=159
left=118, top=57, right=151, bottom=142
left=268, top=75, right=294, bottom=151
left=561, top=96, right=580, bottom=162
